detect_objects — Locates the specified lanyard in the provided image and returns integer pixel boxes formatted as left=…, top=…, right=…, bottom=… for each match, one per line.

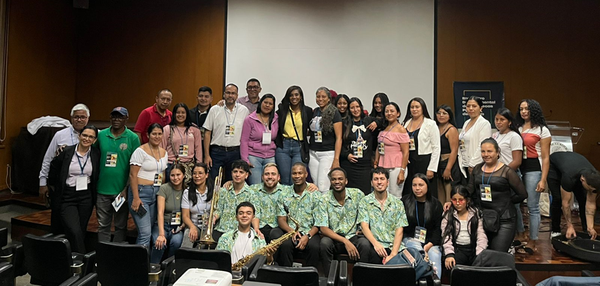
left=224, top=104, right=239, bottom=125
left=70, top=128, right=77, bottom=145
left=481, top=163, right=499, bottom=185
left=415, top=202, right=425, bottom=227
left=407, top=118, right=423, bottom=137
left=170, top=185, right=181, bottom=212
left=259, top=114, right=271, bottom=132
left=195, top=188, right=210, bottom=214
left=175, top=126, right=188, bottom=145
left=76, top=147, right=90, bottom=175
left=150, top=147, right=163, bottom=175
left=379, top=122, right=398, bottom=142
left=354, top=120, right=364, bottom=139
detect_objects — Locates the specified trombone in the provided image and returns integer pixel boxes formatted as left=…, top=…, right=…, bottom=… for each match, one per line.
left=199, top=167, right=223, bottom=246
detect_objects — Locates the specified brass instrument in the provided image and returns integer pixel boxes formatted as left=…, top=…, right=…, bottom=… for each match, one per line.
left=199, top=167, right=223, bottom=245
left=232, top=216, right=300, bottom=272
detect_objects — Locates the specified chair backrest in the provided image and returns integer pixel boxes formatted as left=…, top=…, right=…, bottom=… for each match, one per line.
left=173, top=248, right=231, bottom=280
left=96, top=241, right=150, bottom=286
left=255, top=265, right=320, bottom=286
left=0, top=228, right=7, bottom=248
left=0, top=261, right=14, bottom=286
left=352, top=262, right=416, bottom=286
left=22, top=234, right=73, bottom=285
left=72, top=273, right=98, bottom=286
left=451, top=265, right=516, bottom=286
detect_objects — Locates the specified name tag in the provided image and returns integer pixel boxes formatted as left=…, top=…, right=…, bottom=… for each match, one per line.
left=459, top=139, right=465, bottom=150
left=171, top=211, right=182, bottom=225
left=179, top=144, right=189, bottom=156
left=76, top=175, right=88, bottom=191
left=481, top=184, right=492, bottom=202
left=354, top=145, right=363, bottom=158
left=522, top=146, right=527, bottom=159
left=105, top=152, right=118, bottom=167
left=314, top=131, right=323, bottom=143
left=225, top=125, right=235, bottom=137
left=154, top=173, right=163, bottom=186
left=414, top=226, right=427, bottom=244
left=378, top=141, right=385, bottom=155
left=197, top=213, right=206, bottom=229
left=262, top=132, right=271, bottom=145
left=409, top=136, right=416, bottom=151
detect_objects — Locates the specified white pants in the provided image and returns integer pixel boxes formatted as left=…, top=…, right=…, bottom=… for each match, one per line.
left=387, top=167, right=408, bottom=198
left=308, top=150, right=335, bottom=193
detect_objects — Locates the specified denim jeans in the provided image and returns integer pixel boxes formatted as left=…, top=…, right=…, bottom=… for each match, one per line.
left=248, top=155, right=276, bottom=185
left=128, top=185, right=159, bottom=248
left=275, top=138, right=303, bottom=185
left=150, top=223, right=184, bottom=263
left=209, top=147, right=240, bottom=182
left=403, top=237, right=442, bottom=277
left=308, top=150, right=335, bottom=193
left=522, top=171, right=542, bottom=240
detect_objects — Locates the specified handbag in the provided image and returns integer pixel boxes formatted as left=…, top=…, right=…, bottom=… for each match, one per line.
left=290, top=109, right=309, bottom=163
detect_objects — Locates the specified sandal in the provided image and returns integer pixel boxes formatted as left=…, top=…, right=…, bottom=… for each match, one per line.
left=516, top=246, right=534, bottom=255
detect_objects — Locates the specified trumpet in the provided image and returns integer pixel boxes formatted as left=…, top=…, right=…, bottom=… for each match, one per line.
left=199, top=167, right=223, bottom=245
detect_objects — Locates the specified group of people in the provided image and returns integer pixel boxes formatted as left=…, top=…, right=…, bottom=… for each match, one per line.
left=37, top=79, right=600, bottom=278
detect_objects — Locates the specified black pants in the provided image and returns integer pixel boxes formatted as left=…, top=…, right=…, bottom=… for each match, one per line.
left=548, top=173, right=588, bottom=233
left=485, top=217, right=516, bottom=253
left=355, top=236, right=391, bottom=264
left=260, top=225, right=274, bottom=244
left=60, top=187, right=93, bottom=253
left=453, top=244, right=476, bottom=266
left=270, top=227, right=320, bottom=267
left=320, top=235, right=371, bottom=275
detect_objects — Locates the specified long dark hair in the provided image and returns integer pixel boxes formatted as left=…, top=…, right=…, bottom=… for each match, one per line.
left=442, top=186, right=479, bottom=246
left=515, top=99, right=547, bottom=129
left=187, top=162, right=213, bottom=206
left=343, top=97, right=366, bottom=141
left=257, top=94, right=276, bottom=128
left=169, top=103, right=193, bottom=133
left=382, top=102, right=401, bottom=128
left=402, top=97, right=432, bottom=124
left=369, top=92, right=390, bottom=118
left=434, top=104, right=456, bottom=127
left=281, top=85, right=305, bottom=111
left=169, top=163, right=186, bottom=189
left=334, top=94, right=350, bottom=119
left=495, top=107, right=520, bottom=135
left=402, top=173, right=434, bottom=227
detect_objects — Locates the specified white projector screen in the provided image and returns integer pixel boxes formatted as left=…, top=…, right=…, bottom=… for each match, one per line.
left=226, top=0, right=435, bottom=114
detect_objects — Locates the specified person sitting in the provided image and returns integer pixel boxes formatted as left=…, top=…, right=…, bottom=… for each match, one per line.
left=442, top=186, right=487, bottom=270
left=217, top=202, right=267, bottom=265
left=181, top=163, right=213, bottom=248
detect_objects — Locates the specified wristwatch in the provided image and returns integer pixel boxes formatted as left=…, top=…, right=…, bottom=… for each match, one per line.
left=306, top=233, right=312, bottom=240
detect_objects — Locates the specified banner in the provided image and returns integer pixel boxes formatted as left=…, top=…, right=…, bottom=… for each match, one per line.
left=453, top=82, right=504, bottom=129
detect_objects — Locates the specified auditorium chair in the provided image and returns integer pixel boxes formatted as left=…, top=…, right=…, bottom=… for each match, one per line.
left=351, top=262, right=416, bottom=286
left=450, top=265, right=530, bottom=286
left=0, top=228, right=7, bottom=249
left=96, top=241, right=167, bottom=286
left=22, top=233, right=95, bottom=286
left=0, top=261, right=14, bottom=286
left=0, top=227, right=25, bottom=278
left=254, top=260, right=338, bottom=286
left=59, top=273, right=98, bottom=286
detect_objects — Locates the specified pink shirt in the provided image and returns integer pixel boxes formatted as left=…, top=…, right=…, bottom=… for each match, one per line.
left=240, top=111, right=279, bottom=161
left=377, top=131, right=410, bottom=168
left=160, top=125, right=203, bottom=163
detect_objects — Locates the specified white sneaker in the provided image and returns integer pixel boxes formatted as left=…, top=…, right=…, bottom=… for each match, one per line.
left=551, top=232, right=561, bottom=238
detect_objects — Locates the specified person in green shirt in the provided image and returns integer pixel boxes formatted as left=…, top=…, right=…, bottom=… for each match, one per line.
left=217, top=201, right=267, bottom=265
left=249, top=163, right=285, bottom=243
left=317, top=167, right=370, bottom=275
left=358, top=167, right=409, bottom=264
left=95, top=107, right=140, bottom=242
left=213, top=160, right=261, bottom=243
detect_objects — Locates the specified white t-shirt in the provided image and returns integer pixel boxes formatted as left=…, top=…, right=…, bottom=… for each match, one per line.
left=493, top=131, right=523, bottom=166
left=129, top=147, right=168, bottom=181
left=231, top=230, right=254, bottom=263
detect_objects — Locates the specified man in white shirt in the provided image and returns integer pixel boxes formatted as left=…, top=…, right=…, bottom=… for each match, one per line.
left=203, top=83, right=249, bottom=181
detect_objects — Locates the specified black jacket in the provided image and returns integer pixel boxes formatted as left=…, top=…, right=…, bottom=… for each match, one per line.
left=48, top=145, right=101, bottom=205
left=275, top=105, right=313, bottom=148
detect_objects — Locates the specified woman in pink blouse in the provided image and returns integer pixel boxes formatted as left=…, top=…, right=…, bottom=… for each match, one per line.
left=161, top=103, right=203, bottom=184
left=241, top=94, right=279, bottom=185
left=374, top=102, right=410, bottom=197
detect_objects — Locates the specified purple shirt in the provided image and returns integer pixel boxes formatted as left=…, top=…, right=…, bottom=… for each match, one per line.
left=240, top=111, right=279, bottom=161
left=237, top=96, right=259, bottom=114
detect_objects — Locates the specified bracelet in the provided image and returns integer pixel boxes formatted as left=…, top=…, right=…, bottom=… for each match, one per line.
left=399, top=167, right=406, bottom=171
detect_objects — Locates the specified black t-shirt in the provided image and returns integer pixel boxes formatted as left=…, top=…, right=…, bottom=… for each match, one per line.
left=468, top=164, right=527, bottom=217
left=309, top=108, right=342, bottom=151
left=550, top=152, right=595, bottom=193
left=341, top=116, right=375, bottom=162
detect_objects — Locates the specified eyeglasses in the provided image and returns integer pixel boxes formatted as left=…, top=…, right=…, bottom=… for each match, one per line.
left=72, top=116, right=88, bottom=121
left=247, top=86, right=260, bottom=90
left=451, top=198, right=465, bottom=204
left=81, top=134, right=96, bottom=140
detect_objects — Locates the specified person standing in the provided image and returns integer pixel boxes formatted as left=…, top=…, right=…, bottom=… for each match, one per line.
left=458, top=96, right=492, bottom=179
left=161, top=103, right=202, bottom=183
left=95, top=107, right=140, bottom=242
left=203, top=84, right=249, bottom=181
left=134, top=89, right=173, bottom=144
left=238, top=78, right=262, bottom=113
left=48, top=126, right=100, bottom=253
left=189, top=86, right=213, bottom=128
left=435, top=105, right=462, bottom=203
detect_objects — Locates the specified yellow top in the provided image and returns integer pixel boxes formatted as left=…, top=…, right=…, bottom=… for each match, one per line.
left=283, top=109, right=303, bottom=140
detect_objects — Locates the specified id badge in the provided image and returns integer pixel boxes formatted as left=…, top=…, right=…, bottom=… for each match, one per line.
left=480, top=184, right=492, bottom=202
left=415, top=226, right=427, bottom=244
left=459, top=139, right=465, bottom=150
left=171, top=211, right=182, bottom=225
left=197, top=213, right=206, bottom=229
left=225, top=125, right=235, bottom=137
left=354, top=145, right=363, bottom=158
left=378, top=141, right=385, bottom=155
left=314, top=131, right=323, bottom=143
left=179, top=144, right=189, bottom=156
left=76, top=175, right=88, bottom=191
left=154, top=173, right=163, bottom=186
left=409, top=136, right=416, bottom=151
left=522, top=146, right=527, bottom=159
left=105, top=152, right=118, bottom=167
left=262, top=132, right=271, bottom=145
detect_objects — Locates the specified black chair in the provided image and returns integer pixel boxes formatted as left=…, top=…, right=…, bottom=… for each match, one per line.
left=159, top=248, right=231, bottom=284
left=352, top=262, right=416, bottom=286
left=0, top=228, right=7, bottom=249
left=96, top=241, right=166, bottom=286
left=255, top=261, right=338, bottom=286
left=59, top=273, right=98, bottom=286
left=243, top=254, right=267, bottom=281
left=0, top=261, right=14, bottom=286
left=22, top=233, right=95, bottom=286
left=451, top=265, right=517, bottom=286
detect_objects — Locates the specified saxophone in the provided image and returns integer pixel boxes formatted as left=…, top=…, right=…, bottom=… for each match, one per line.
left=232, top=216, right=300, bottom=272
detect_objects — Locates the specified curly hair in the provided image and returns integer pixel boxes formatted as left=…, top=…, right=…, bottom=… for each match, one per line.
left=316, top=87, right=337, bottom=134
left=516, top=99, right=547, bottom=128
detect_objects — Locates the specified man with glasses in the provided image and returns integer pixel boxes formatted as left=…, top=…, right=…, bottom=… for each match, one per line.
left=95, top=107, right=140, bottom=242
left=203, top=84, right=249, bottom=181
left=39, top=103, right=90, bottom=233
left=238, top=78, right=262, bottom=113
left=134, top=88, right=173, bottom=144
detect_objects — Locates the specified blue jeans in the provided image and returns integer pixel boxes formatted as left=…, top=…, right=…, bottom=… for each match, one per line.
left=520, top=171, right=542, bottom=240
left=537, top=276, right=600, bottom=286
left=150, top=223, right=184, bottom=263
left=403, top=237, right=442, bottom=277
left=128, top=185, right=159, bottom=248
left=209, top=147, right=240, bottom=182
left=248, top=155, right=276, bottom=185
left=275, top=138, right=303, bottom=185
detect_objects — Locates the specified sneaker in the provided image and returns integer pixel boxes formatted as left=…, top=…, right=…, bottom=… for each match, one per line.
left=551, top=232, right=561, bottom=238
